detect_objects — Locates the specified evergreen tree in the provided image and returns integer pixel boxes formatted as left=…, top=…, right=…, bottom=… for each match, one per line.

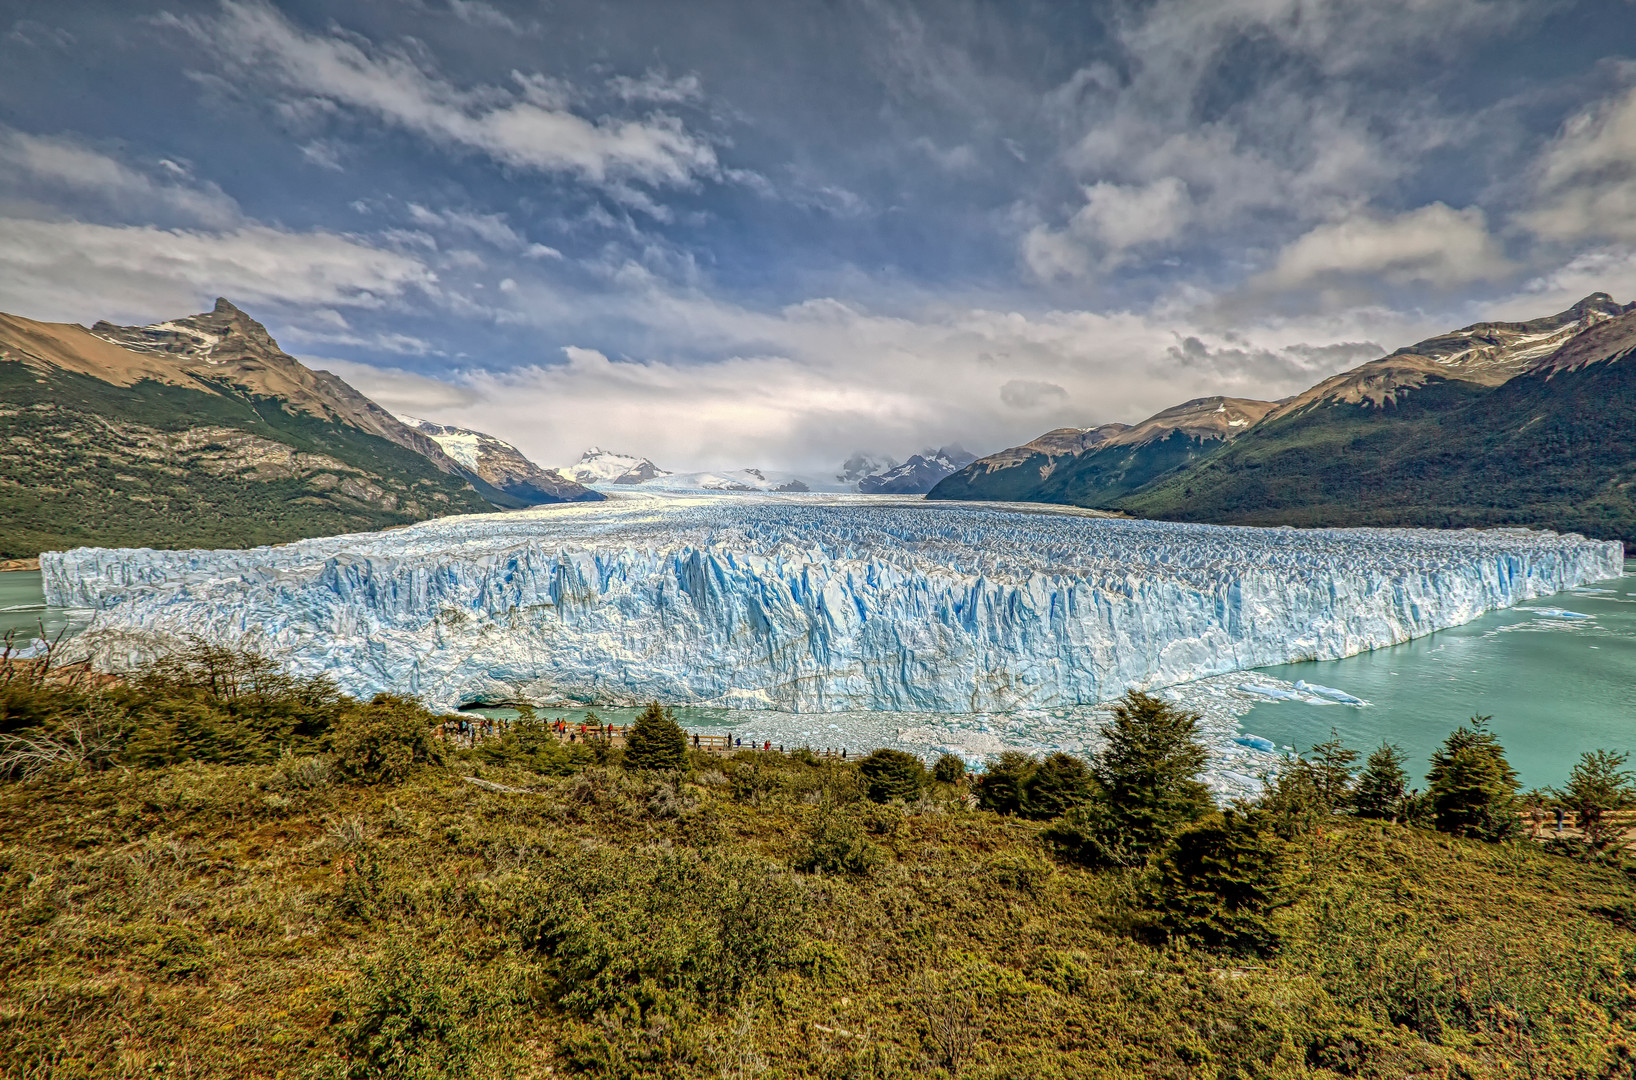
left=1353, top=742, right=1409, bottom=821
left=1089, top=691, right=1213, bottom=857
left=1144, top=808, right=1300, bottom=956
left=623, top=701, right=687, bottom=770
left=1021, top=752, right=1094, bottom=820
left=1304, top=729, right=1360, bottom=812
left=932, top=753, right=967, bottom=784
left=858, top=749, right=926, bottom=803
left=1555, top=750, right=1636, bottom=850
left=1426, top=716, right=1520, bottom=841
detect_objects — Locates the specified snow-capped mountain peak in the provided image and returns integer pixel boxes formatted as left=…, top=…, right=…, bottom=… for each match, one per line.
left=565, top=447, right=671, bottom=485
left=857, top=447, right=977, bottom=494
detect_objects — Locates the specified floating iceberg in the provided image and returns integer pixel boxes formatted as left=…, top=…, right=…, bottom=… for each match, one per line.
left=1292, top=679, right=1366, bottom=705
left=42, top=492, right=1625, bottom=713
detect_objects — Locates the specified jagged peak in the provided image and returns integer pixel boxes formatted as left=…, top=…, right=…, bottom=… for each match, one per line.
left=212, top=297, right=244, bottom=316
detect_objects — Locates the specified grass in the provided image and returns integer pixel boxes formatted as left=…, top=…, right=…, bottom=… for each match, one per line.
left=3, top=746, right=1634, bottom=1078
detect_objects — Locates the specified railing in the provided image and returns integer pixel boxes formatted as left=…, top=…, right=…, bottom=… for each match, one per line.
left=439, top=717, right=853, bottom=758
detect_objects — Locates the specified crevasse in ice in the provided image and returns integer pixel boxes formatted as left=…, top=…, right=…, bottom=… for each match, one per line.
left=41, top=493, right=1625, bottom=712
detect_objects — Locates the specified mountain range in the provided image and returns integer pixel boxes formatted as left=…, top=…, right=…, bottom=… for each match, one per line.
left=929, top=293, right=1636, bottom=545
left=0, top=298, right=594, bottom=558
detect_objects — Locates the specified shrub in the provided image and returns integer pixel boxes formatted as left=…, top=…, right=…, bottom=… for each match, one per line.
left=932, top=753, right=967, bottom=784
left=1021, top=751, right=1093, bottom=819
left=1039, top=798, right=1139, bottom=868
left=795, top=814, right=883, bottom=878
left=1426, top=716, right=1520, bottom=841
left=338, top=946, right=502, bottom=1080
left=974, top=751, right=1035, bottom=815
left=1144, top=809, right=1299, bottom=955
left=1353, top=742, right=1409, bottom=821
left=331, top=694, right=448, bottom=784
left=623, top=701, right=687, bottom=771
left=857, top=748, right=925, bottom=803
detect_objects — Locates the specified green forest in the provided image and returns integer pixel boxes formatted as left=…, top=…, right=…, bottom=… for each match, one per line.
left=3, top=646, right=1634, bottom=1079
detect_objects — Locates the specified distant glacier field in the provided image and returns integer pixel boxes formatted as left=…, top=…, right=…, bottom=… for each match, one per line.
left=43, top=492, right=1624, bottom=723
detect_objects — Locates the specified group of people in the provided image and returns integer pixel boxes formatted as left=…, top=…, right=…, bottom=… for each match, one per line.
left=440, top=712, right=853, bottom=760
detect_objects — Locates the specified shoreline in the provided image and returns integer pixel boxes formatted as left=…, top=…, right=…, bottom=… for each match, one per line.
left=0, top=558, right=40, bottom=573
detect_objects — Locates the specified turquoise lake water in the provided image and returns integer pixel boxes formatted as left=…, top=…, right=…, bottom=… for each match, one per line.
left=8, top=560, right=1632, bottom=787
left=1238, top=559, right=1636, bottom=790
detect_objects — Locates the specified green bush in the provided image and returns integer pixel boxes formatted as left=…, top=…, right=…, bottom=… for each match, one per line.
left=857, top=748, right=925, bottom=803
left=1021, top=751, right=1094, bottom=819
left=795, top=813, right=883, bottom=877
left=1144, top=809, right=1299, bottom=955
left=624, top=701, right=687, bottom=771
left=974, top=750, right=1035, bottom=815
left=932, top=753, right=967, bottom=784
left=338, top=946, right=505, bottom=1080
left=331, top=694, right=448, bottom=785
left=1039, top=798, right=1138, bottom=868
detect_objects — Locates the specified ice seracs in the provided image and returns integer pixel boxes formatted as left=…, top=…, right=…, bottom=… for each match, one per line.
left=43, top=492, right=1624, bottom=713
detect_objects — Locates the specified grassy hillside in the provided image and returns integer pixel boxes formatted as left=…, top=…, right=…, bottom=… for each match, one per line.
left=1122, top=359, right=1636, bottom=545
left=0, top=362, right=493, bottom=558
left=3, top=655, right=1634, bottom=1078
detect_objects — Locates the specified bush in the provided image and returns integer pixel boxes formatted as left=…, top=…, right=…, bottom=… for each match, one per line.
left=795, top=814, right=883, bottom=878
left=932, top=753, right=967, bottom=784
left=857, top=748, right=925, bottom=803
left=1039, top=798, right=1139, bottom=868
left=974, top=751, right=1035, bottom=815
left=1427, top=716, right=1520, bottom=841
left=1144, top=809, right=1299, bottom=955
left=1021, top=752, right=1094, bottom=819
left=624, top=701, right=687, bottom=771
left=338, top=946, right=504, bottom=1079
left=331, top=694, right=448, bottom=785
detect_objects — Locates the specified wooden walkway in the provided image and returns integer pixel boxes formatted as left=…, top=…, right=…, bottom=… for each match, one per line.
left=440, top=716, right=854, bottom=759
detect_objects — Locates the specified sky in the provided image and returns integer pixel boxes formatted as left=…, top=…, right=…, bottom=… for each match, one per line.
left=2, top=0, right=1636, bottom=474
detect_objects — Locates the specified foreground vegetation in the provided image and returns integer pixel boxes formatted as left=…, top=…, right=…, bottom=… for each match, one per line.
left=2, top=648, right=1634, bottom=1078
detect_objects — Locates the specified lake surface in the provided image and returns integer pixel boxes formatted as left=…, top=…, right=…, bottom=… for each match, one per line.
left=1237, top=559, right=1636, bottom=790
left=0, top=570, right=77, bottom=647
left=10, top=560, right=1632, bottom=791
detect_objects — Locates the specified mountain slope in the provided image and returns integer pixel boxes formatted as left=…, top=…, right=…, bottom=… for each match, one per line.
left=0, top=301, right=495, bottom=558
left=927, top=398, right=1274, bottom=505
left=1122, top=303, right=1636, bottom=544
left=397, top=416, right=601, bottom=505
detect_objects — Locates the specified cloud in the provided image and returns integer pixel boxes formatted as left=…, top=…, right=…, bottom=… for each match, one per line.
left=1524, top=81, right=1636, bottom=243
left=607, top=71, right=704, bottom=105
left=1025, top=178, right=1193, bottom=278
left=178, top=1, right=719, bottom=189
left=0, top=218, right=435, bottom=323
left=1000, top=379, right=1069, bottom=410
left=0, top=128, right=240, bottom=227
left=332, top=265, right=1435, bottom=473
left=444, top=0, right=537, bottom=36
left=1261, top=204, right=1511, bottom=288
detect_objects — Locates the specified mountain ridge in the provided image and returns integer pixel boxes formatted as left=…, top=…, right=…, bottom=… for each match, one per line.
left=0, top=299, right=503, bottom=557
left=930, top=293, right=1636, bottom=546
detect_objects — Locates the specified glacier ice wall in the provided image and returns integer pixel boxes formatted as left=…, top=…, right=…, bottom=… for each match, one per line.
left=41, top=493, right=1626, bottom=712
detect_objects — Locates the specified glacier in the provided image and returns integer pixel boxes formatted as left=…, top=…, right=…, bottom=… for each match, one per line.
left=41, top=492, right=1625, bottom=714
